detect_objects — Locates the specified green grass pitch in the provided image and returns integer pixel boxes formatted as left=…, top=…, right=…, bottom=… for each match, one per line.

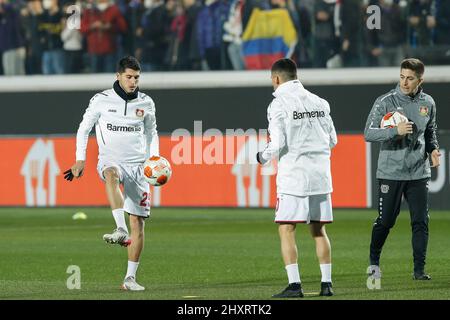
left=0, top=207, right=449, bottom=300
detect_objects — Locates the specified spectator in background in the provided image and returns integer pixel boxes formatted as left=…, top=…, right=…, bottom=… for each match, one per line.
left=81, top=0, right=128, bottom=73
left=165, top=2, right=186, bottom=70
left=338, top=0, right=364, bottom=67
left=434, top=0, right=450, bottom=46
left=223, top=0, right=245, bottom=70
left=61, top=2, right=84, bottom=73
left=367, top=0, right=406, bottom=67
left=59, top=0, right=77, bottom=7
left=165, top=0, right=184, bottom=69
left=301, top=0, right=314, bottom=13
left=408, top=0, right=435, bottom=48
left=242, top=0, right=270, bottom=31
left=140, top=0, right=176, bottom=71
left=196, top=0, right=230, bottom=70
left=166, top=0, right=202, bottom=70
left=4, top=0, right=450, bottom=74
left=7, top=0, right=27, bottom=11
left=269, top=0, right=311, bottom=68
left=123, top=0, right=146, bottom=57
left=312, top=0, right=337, bottom=68
left=135, top=0, right=154, bottom=64
left=180, top=0, right=202, bottom=70
left=41, top=0, right=64, bottom=74
left=270, top=0, right=299, bottom=26
left=115, top=0, right=129, bottom=13
left=21, top=0, right=44, bottom=74
left=0, top=0, right=26, bottom=75
left=292, top=1, right=312, bottom=68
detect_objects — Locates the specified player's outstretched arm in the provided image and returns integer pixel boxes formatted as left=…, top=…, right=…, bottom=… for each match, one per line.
left=64, top=160, right=85, bottom=181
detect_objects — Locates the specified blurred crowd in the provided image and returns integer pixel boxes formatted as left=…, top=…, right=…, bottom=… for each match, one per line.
left=0, top=0, right=449, bottom=75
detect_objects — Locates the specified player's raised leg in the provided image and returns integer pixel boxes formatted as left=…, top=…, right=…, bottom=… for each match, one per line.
left=65, top=56, right=159, bottom=292
left=102, top=167, right=131, bottom=246
left=122, top=214, right=145, bottom=291
left=310, top=222, right=333, bottom=296
left=272, top=223, right=303, bottom=298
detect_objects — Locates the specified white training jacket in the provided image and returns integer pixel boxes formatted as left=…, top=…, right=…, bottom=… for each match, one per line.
left=76, top=86, right=159, bottom=164
left=259, top=80, right=337, bottom=196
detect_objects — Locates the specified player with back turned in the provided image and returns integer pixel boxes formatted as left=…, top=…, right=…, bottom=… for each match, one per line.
left=257, top=58, right=338, bottom=298
left=364, top=58, right=440, bottom=281
left=64, top=56, right=159, bottom=291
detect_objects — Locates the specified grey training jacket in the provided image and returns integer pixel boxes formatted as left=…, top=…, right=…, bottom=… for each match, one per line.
left=364, top=84, right=439, bottom=180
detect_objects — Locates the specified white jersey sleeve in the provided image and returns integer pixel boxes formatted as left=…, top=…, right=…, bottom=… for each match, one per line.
left=322, top=99, right=338, bottom=148
left=260, top=100, right=287, bottom=163
left=329, top=120, right=337, bottom=149
left=76, top=94, right=101, bottom=161
left=144, top=98, right=159, bottom=158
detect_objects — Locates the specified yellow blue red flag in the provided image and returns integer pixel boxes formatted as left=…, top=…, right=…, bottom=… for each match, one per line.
left=242, top=8, right=298, bottom=70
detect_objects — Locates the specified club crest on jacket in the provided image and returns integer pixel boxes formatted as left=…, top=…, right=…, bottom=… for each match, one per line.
left=419, top=106, right=428, bottom=116
left=136, top=109, right=144, bottom=117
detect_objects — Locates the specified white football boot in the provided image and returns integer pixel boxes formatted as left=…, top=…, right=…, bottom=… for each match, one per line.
left=121, top=276, right=145, bottom=291
left=367, top=265, right=382, bottom=279
left=103, top=227, right=131, bottom=247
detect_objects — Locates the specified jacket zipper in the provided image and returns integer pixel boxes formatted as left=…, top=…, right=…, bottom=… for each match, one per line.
left=124, top=101, right=128, bottom=116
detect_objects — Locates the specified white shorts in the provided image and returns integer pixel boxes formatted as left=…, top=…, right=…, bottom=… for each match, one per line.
left=97, top=160, right=150, bottom=218
left=275, top=193, right=333, bottom=224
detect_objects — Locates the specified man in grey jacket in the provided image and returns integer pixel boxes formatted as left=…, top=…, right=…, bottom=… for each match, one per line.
left=364, top=58, right=440, bottom=281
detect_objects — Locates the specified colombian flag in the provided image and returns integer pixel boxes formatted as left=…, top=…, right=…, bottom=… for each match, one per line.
left=242, top=8, right=297, bottom=70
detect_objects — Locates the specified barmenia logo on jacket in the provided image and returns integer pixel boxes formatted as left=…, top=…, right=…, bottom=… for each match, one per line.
left=293, top=110, right=325, bottom=120
left=107, top=123, right=142, bottom=132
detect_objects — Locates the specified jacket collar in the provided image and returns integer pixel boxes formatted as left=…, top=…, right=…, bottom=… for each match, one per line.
left=273, top=79, right=305, bottom=98
left=113, top=80, right=139, bottom=101
left=395, top=83, right=423, bottom=102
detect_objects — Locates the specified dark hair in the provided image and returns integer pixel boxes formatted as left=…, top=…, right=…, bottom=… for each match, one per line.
left=271, top=58, right=298, bottom=81
left=117, top=56, right=141, bottom=73
left=400, top=58, right=424, bottom=78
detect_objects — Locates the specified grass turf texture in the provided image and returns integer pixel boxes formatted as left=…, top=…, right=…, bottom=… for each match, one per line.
left=0, top=208, right=449, bottom=300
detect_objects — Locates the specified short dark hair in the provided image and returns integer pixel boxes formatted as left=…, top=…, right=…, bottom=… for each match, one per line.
left=117, top=56, right=141, bottom=73
left=400, top=58, right=424, bottom=78
left=271, top=58, right=298, bottom=81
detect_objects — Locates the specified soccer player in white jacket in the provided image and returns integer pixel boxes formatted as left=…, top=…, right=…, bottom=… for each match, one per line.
left=64, top=56, right=159, bottom=291
left=257, top=59, right=337, bottom=298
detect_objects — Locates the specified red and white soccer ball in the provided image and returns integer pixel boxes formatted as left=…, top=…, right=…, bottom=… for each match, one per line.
left=380, top=111, right=409, bottom=128
left=143, top=156, right=172, bottom=186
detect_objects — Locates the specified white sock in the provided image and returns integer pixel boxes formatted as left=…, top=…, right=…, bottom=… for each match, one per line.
left=112, top=209, right=128, bottom=233
left=320, top=263, right=332, bottom=283
left=285, top=264, right=301, bottom=284
left=125, top=261, right=139, bottom=279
